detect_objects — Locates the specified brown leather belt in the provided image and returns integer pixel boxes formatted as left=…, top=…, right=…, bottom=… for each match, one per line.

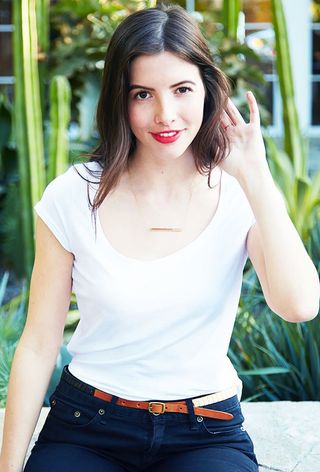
left=62, top=366, right=235, bottom=421
left=93, top=389, right=234, bottom=421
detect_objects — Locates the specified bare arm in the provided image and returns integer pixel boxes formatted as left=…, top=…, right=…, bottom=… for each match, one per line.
left=221, top=92, right=320, bottom=322
left=245, top=170, right=320, bottom=321
left=0, top=216, right=74, bottom=471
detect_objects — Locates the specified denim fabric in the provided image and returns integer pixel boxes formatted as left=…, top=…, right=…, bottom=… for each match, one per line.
left=24, top=367, right=259, bottom=471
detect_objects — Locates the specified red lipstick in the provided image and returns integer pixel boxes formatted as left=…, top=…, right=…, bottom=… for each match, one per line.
left=150, top=130, right=183, bottom=144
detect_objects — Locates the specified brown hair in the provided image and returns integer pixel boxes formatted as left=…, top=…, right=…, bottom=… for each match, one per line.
left=73, top=2, right=231, bottom=234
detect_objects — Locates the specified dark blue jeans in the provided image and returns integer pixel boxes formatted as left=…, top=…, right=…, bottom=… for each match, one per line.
left=24, top=366, right=259, bottom=471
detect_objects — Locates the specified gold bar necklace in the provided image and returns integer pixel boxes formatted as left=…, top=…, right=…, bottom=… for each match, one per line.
left=128, top=171, right=198, bottom=232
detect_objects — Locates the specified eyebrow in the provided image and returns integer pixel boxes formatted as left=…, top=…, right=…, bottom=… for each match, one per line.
left=128, top=80, right=197, bottom=92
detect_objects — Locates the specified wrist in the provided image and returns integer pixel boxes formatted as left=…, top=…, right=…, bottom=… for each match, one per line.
left=236, top=162, right=273, bottom=192
left=0, top=455, right=23, bottom=472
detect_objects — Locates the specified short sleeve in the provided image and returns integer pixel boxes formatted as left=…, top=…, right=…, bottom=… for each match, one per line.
left=34, top=170, right=73, bottom=252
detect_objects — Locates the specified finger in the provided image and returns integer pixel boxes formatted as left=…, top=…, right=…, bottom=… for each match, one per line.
left=247, top=91, right=260, bottom=126
left=220, top=110, right=233, bottom=129
left=226, top=98, right=246, bottom=125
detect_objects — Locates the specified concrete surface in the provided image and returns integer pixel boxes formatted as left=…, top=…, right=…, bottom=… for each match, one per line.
left=1, top=402, right=319, bottom=471
left=241, top=401, right=320, bottom=471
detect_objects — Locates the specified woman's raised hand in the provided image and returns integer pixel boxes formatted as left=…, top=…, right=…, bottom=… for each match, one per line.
left=219, top=91, right=269, bottom=182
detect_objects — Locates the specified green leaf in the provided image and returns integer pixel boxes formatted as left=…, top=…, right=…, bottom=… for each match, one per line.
left=238, top=367, right=291, bottom=376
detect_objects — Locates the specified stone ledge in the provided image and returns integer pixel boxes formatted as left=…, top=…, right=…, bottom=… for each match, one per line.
left=1, top=402, right=319, bottom=471
left=241, top=401, right=320, bottom=471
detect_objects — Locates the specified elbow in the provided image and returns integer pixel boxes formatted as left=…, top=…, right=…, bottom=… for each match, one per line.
left=269, top=278, right=320, bottom=323
left=286, top=311, right=318, bottom=323
left=275, top=302, right=319, bottom=323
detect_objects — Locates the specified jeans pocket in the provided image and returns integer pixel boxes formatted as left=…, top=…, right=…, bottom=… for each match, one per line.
left=198, top=395, right=245, bottom=436
left=48, top=394, right=103, bottom=429
left=201, top=421, right=246, bottom=436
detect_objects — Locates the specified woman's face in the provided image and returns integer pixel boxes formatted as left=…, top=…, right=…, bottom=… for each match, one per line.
left=128, top=51, right=206, bottom=161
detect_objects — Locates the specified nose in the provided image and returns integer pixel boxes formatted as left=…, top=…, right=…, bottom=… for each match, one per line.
left=154, top=97, right=176, bottom=126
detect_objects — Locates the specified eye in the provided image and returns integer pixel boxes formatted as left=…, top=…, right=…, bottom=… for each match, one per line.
left=133, top=90, right=150, bottom=101
left=132, top=86, right=193, bottom=101
left=176, top=86, right=192, bottom=94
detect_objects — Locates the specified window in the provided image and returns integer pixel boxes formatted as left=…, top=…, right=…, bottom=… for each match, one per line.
left=192, top=0, right=278, bottom=129
left=311, top=0, right=320, bottom=125
left=243, top=0, right=278, bottom=129
left=0, top=0, right=13, bottom=101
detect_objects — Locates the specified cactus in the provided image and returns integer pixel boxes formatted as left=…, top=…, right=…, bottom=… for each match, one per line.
left=36, top=0, right=49, bottom=53
left=48, top=76, right=71, bottom=182
left=13, top=0, right=46, bottom=276
left=21, top=0, right=46, bottom=198
left=271, top=0, right=306, bottom=177
left=222, top=0, right=240, bottom=40
left=13, top=0, right=71, bottom=277
left=36, top=0, right=50, bottom=124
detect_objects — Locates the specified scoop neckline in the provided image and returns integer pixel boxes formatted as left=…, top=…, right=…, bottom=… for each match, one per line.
left=96, top=168, right=226, bottom=265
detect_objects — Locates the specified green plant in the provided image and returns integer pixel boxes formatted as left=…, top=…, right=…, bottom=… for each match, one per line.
left=229, top=305, right=320, bottom=401
left=0, top=94, right=12, bottom=167
left=0, top=94, right=22, bottom=274
left=232, top=210, right=320, bottom=402
left=12, top=0, right=72, bottom=280
left=266, top=136, right=320, bottom=242
left=13, top=0, right=44, bottom=277
left=222, top=0, right=240, bottom=40
left=0, top=272, right=79, bottom=407
left=230, top=0, right=320, bottom=402
left=47, top=75, right=72, bottom=181
left=0, top=273, right=27, bottom=407
left=271, top=0, right=305, bottom=175
left=306, top=210, right=320, bottom=274
left=262, top=0, right=320, bottom=243
left=48, top=1, right=151, bottom=141
left=198, top=12, right=271, bottom=127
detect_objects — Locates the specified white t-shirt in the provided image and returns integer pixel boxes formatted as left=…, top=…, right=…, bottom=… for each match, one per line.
left=34, top=160, right=256, bottom=401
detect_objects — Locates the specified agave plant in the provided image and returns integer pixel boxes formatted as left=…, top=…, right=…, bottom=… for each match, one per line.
left=229, top=305, right=320, bottom=401
left=231, top=214, right=320, bottom=401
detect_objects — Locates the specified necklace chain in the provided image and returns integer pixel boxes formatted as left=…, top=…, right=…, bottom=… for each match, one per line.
left=128, top=170, right=199, bottom=232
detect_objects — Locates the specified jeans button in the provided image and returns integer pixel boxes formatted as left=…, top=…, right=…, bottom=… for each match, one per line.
left=74, top=411, right=81, bottom=418
left=99, top=409, right=105, bottom=415
left=197, top=416, right=203, bottom=422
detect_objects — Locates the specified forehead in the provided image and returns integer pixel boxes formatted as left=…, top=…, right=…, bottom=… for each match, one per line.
left=129, top=51, right=202, bottom=83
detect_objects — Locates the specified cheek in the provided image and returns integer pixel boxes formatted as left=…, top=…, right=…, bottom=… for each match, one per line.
left=128, top=106, right=149, bottom=131
left=187, top=96, right=205, bottom=127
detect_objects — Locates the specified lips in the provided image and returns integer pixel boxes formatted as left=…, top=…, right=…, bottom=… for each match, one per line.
left=150, top=130, right=183, bottom=144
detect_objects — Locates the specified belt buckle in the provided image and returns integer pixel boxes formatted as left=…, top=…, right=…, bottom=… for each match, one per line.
left=148, top=401, right=166, bottom=415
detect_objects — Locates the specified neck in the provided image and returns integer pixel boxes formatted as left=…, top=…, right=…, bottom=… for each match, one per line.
left=127, top=151, right=201, bottom=198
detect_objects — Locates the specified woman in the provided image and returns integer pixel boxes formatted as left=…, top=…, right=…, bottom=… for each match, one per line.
left=1, top=3, right=319, bottom=472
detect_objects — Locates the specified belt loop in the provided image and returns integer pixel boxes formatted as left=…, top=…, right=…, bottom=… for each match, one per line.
left=186, top=398, right=200, bottom=431
left=107, top=393, right=119, bottom=415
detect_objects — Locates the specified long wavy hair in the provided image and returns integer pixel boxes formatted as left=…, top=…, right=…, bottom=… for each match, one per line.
left=73, top=2, right=231, bottom=232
